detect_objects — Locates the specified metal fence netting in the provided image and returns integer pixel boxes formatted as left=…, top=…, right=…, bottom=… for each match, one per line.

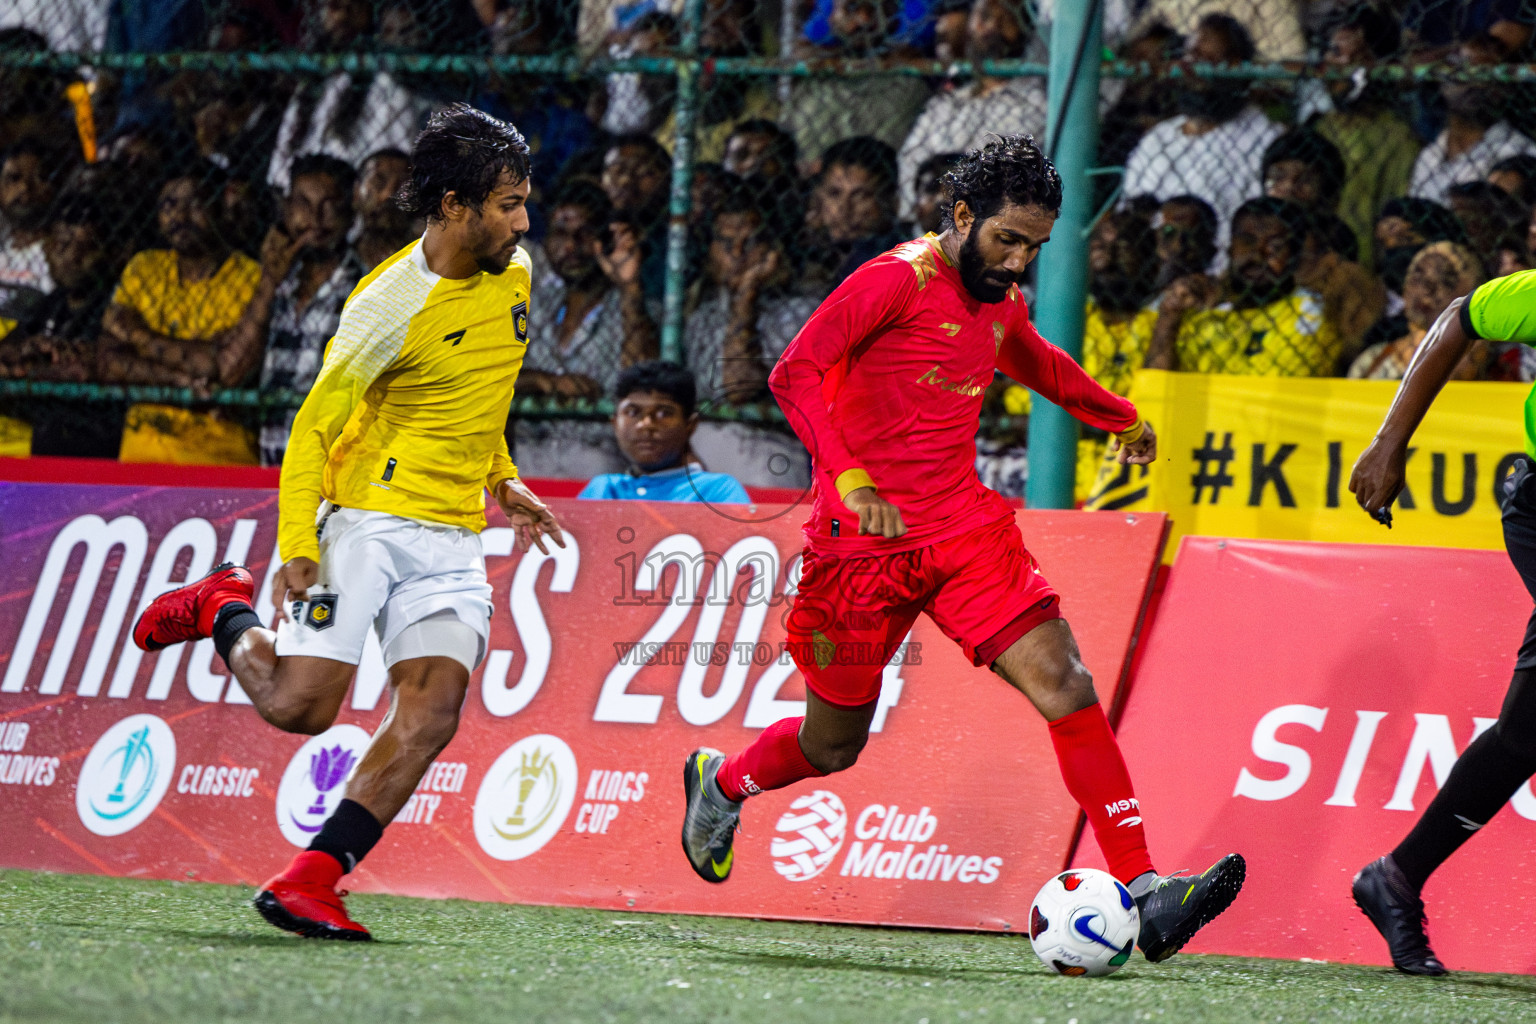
left=1, top=0, right=1534, bottom=495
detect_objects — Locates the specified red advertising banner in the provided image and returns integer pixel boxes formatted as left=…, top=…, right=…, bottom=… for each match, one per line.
left=0, top=484, right=1163, bottom=932
left=1072, top=536, right=1536, bottom=974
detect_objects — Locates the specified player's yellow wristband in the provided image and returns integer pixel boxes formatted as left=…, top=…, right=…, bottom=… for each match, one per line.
left=835, top=468, right=877, bottom=500
left=1114, top=418, right=1146, bottom=445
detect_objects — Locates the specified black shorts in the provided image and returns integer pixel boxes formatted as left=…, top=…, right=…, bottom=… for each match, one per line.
left=1499, top=457, right=1536, bottom=669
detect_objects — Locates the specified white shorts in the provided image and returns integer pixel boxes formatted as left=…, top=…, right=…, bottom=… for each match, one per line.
left=274, top=505, right=493, bottom=670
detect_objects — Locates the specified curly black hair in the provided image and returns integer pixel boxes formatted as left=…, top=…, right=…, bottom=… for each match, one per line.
left=940, top=134, right=1062, bottom=228
left=396, top=103, right=531, bottom=222
left=614, top=360, right=697, bottom=416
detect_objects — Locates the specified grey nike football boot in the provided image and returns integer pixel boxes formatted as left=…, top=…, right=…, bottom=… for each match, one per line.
left=681, top=748, right=742, bottom=883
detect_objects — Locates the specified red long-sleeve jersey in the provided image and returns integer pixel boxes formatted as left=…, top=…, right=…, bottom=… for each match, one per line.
left=769, top=233, right=1139, bottom=555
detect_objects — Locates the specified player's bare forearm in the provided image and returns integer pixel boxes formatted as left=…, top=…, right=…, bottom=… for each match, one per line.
left=1350, top=296, right=1475, bottom=515
left=1374, top=298, right=1473, bottom=447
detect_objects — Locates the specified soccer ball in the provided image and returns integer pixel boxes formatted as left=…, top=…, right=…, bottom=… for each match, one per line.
left=1028, top=869, right=1140, bottom=977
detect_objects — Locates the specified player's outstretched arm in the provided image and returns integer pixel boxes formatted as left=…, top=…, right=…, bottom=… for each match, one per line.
left=995, top=313, right=1141, bottom=436
left=1350, top=296, right=1475, bottom=516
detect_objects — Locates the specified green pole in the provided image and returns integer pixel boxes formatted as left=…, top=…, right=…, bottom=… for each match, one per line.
left=1025, top=1, right=1102, bottom=509
left=660, top=0, right=704, bottom=363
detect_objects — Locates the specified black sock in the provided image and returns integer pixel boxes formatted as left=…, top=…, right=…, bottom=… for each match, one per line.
left=308, top=798, right=384, bottom=874
left=1391, top=727, right=1536, bottom=892
left=212, top=602, right=262, bottom=664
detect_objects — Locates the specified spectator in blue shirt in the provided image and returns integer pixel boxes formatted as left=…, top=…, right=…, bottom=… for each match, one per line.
left=579, top=361, right=752, bottom=503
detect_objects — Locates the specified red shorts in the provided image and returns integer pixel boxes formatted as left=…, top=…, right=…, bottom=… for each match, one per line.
left=785, top=514, right=1061, bottom=707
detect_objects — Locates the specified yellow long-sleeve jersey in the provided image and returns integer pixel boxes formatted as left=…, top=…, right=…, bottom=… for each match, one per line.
left=277, top=239, right=530, bottom=562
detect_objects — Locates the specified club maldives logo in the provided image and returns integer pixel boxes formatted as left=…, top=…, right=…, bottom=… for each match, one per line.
left=473, top=734, right=577, bottom=861
left=75, top=714, right=176, bottom=836
left=770, top=789, right=847, bottom=881
left=275, top=725, right=370, bottom=847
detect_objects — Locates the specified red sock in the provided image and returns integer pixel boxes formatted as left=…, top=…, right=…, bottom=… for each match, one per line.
left=717, top=716, right=825, bottom=801
left=277, top=849, right=344, bottom=889
left=1048, top=703, right=1155, bottom=884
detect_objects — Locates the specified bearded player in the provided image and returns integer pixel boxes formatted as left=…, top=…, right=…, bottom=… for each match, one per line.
left=130, top=105, right=565, bottom=940
left=1350, top=268, right=1536, bottom=975
left=681, top=136, right=1245, bottom=963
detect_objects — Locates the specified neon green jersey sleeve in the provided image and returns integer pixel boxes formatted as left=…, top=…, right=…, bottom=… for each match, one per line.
left=1460, top=269, right=1536, bottom=343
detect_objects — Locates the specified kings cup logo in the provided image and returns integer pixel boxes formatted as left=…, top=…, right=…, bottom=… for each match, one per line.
left=275, top=725, right=370, bottom=847
left=473, top=734, right=577, bottom=861
left=76, top=714, right=176, bottom=836
left=770, top=789, right=847, bottom=881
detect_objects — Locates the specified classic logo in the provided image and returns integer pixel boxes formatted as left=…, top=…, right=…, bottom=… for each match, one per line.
left=473, top=734, right=577, bottom=861
left=304, top=594, right=338, bottom=631
left=275, top=724, right=370, bottom=848
left=511, top=300, right=529, bottom=344
left=75, top=714, right=176, bottom=836
left=770, top=789, right=847, bottom=881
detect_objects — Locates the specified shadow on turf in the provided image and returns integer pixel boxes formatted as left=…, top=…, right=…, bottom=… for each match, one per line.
left=156, top=927, right=431, bottom=950
left=699, top=943, right=1536, bottom=994
left=691, top=944, right=1116, bottom=982
left=1397, top=972, right=1536, bottom=996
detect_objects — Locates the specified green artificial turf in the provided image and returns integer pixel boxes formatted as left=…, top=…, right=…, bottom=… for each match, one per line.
left=1, top=869, right=1532, bottom=1024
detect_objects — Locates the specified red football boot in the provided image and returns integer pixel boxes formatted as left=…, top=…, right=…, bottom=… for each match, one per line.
left=253, top=851, right=372, bottom=941
left=132, top=562, right=255, bottom=652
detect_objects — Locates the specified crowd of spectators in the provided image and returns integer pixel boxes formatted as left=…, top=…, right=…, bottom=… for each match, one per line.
left=4, top=0, right=1536, bottom=498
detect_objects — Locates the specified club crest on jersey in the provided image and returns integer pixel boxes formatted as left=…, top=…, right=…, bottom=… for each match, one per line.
left=511, top=300, right=529, bottom=343
left=993, top=322, right=1004, bottom=354
left=304, top=595, right=338, bottom=631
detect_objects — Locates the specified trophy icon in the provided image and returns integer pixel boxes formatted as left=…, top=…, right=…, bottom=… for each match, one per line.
left=307, top=745, right=358, bottom=816
left=107, top=726, right=151, bottom=804
left=506, top=748, right=551, bottom=828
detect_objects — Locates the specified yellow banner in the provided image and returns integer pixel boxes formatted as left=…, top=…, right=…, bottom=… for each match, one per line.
left=1086, top=370, right=1530, bottom=556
